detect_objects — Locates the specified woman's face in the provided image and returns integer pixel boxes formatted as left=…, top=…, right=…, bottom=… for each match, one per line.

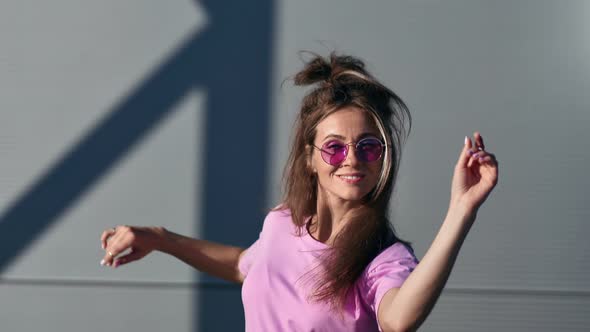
left=310, top=107, right=383, bottom=205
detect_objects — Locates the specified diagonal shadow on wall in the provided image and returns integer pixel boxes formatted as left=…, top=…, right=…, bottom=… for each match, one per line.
left=192, top=1, right=276, bottom=331
left=0, top=1, right=275, bottom=330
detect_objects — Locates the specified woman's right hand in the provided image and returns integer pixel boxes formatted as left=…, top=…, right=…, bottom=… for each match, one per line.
left=100, top=225, right=165, bottom=268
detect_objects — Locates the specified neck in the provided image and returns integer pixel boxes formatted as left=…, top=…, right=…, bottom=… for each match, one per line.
left=309, top=190, right=361, bottom=244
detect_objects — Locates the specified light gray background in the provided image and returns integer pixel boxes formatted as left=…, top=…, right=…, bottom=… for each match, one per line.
left=1, top=0, right=589, bottom=331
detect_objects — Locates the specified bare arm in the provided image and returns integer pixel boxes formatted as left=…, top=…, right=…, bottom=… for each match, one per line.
left=100, top=226, right=247, bottom=284
left=378, top=210, right=474, bottom=332
left=378, top=132, right=498, bottom=332
left=159, top=229, right=247, bottom=283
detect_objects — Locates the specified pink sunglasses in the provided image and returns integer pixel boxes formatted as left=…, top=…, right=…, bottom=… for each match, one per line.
left=313, top=137, right=385, bottom=166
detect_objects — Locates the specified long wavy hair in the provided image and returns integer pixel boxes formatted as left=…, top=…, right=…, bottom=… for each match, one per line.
left=279, top=52, right=412, bottom=311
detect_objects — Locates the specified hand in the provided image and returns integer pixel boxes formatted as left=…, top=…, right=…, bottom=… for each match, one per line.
left=100, top=225, right=164, bottom=268
left=450, top=132, right=499, bottom=216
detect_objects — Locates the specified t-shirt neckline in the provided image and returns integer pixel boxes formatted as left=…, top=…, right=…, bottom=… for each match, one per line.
left=301, top=216, right=328, bottom=249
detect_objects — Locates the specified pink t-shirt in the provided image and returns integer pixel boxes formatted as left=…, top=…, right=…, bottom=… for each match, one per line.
left=239, top=209, right=418, bottom=332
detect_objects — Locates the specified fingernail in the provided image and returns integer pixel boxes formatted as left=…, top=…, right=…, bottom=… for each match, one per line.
left=100, top=259, right=106, bottom=266
left=468, top=150, right=474, bottom=155
left=473, top=153, right=479, bottom=159
left=464, top=136, right=469, bottom=145
left=113, top=261, right=119, bottom=268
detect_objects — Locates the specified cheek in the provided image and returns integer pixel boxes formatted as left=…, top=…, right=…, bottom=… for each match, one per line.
left=312, top=151, right=329, bottom=172
left=366, top=162, right=384, bottom=186
left=316, top=163, right=337, bottom=178
left=371, top=161, right=383, bottom=175
left=314, top=160, right=338, bottom=183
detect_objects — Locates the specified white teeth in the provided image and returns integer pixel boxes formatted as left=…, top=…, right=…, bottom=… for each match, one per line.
left=339, top=175, right=361, bottom=180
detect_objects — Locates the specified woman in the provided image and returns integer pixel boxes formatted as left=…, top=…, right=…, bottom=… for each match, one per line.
left=100, top=53, right=498, bottom=331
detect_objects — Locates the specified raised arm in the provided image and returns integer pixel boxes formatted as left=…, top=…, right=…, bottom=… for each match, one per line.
left=100, top=226, right=247, bottom=284
left=378, top=132, right=499, bottom=332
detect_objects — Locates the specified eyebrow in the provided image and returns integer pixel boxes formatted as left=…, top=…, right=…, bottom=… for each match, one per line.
left=321, top=132, right=379, bottom=142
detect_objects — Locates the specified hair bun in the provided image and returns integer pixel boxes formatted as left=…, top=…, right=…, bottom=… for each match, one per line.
left=293, top=54, right=332, bottom=86
left=294, top=52, right=374, bottom=88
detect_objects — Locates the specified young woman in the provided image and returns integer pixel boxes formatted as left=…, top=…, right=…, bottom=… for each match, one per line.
left=100, top=53, right=498, bottom=331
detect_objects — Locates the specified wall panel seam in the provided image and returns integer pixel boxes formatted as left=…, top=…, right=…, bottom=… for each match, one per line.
left=1, top=277, right=589, bottom=298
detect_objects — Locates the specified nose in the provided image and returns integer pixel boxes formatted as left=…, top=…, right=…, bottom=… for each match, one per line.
left=341, top=144, right=361, bottom=167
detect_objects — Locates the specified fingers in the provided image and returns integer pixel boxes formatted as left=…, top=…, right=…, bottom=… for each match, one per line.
left=457, top=136, right=473, bottom=169
left=469, top=150, right=494, bottom=165
left=474, top=131, right=484, bottom=150
left=458, top=132, right=496, bottom=169
left=100, top=251, right=115, bottom=267
left=113, top=249, right=145, bottom=268
left=100, top=226, right=135, bottom=267
left=469, top=134, right=498, bottom=170
left=100, top=227, right=117, bottom=250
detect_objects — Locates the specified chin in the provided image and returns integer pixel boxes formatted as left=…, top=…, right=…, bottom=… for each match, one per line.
left=336, top=188, right=372, bottom=202
left=318, top=181, right=376, bottom=204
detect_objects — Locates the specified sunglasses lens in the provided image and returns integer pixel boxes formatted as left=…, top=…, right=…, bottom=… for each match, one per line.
left=357, top=138, right=383, bottom=162
left=321, top=140, right=347, bottom=165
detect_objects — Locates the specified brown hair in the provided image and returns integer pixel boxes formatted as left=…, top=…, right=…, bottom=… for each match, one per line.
left=279, top=52, right=412, bottom=311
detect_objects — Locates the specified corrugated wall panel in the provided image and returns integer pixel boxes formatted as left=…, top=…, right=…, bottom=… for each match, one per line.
left=1, top=1, right=588, bottom=331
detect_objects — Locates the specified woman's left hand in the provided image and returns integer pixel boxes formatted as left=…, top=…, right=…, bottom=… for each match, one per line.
left=450, top=132, right=499, bottom=216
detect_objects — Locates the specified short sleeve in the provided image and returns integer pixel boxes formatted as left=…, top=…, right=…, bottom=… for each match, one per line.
left=238, top=237, right=261, bottom=278
left=238, top=210, right=286, bottom=278
left=361, top=242, right=419, bottom=317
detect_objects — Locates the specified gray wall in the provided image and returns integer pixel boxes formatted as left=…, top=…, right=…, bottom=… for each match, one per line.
left=1, top=1, right=588, bottom=331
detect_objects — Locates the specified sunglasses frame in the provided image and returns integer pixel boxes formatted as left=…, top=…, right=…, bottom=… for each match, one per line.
left=312, top=137, right=386, bottom=166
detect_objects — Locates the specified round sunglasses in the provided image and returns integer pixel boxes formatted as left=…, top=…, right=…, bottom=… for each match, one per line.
left=313, top=137, right=385, bottom=166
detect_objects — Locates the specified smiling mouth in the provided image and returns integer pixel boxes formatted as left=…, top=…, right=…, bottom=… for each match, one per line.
left=336, top=174, right=365, bottom=184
